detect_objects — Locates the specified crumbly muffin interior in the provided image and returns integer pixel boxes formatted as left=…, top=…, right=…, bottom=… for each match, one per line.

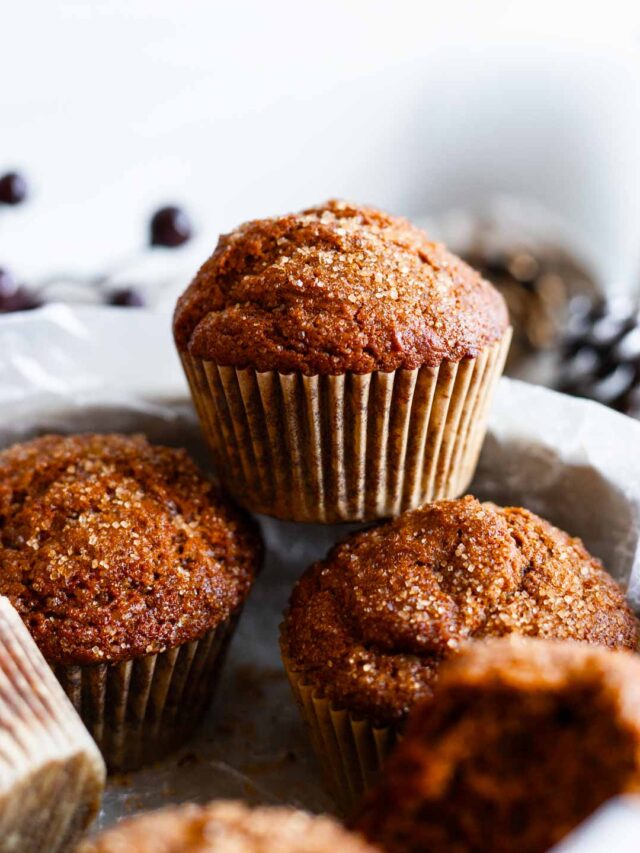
left=355, top=639, right=640, bottom=853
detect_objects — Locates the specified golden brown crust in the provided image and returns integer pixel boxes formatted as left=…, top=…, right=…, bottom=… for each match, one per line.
left=280, top=496, right=638, bottom=726
left=0, top=434, right=262, bottom=665
left=355, top=638, right=640, bottom=853
left=80, top=801, right=378, bottom=852
left=173, top=200, right=509, bottom=375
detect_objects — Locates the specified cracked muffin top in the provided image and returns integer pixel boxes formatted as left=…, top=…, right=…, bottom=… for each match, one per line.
left=173, top=199, right=509, bottom=375
left=79, top=800, right=379, bottom=852
left=355, top=638, right=640, bottom=853
left=0, top=434, right=262, bottom=666
left=280, top=496, right=638, bottom=726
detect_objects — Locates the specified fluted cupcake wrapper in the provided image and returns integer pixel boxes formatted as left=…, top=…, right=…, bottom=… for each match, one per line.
left=53, top=613, right=238, bottom=772
left=180, top=329, right=511, bottom=522
left=0, top=597, right=105, bottom=853
left=282, top=656, right=397, bottom=815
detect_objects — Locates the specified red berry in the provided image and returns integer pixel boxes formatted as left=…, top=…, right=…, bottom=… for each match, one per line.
left=108, top=287, right=145, bottom=307
left=149, top=206, right=192, bottom=247
left=0, top=286, right=41, bottom=313
left=0, top=172, right=28, bottom=205
left=0, top=268, right=18, bottom=298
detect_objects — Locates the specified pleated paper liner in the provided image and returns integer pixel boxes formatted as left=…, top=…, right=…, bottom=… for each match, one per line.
left=180, top=328, right=511, bottom=523
left=0, top=597, right=105, bottom=852
left=53, top=613, right=238, bottom=772
left=282, top=657, right=397, bottom=815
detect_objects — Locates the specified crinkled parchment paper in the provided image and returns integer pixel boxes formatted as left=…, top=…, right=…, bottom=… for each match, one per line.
left=1, top=304, right=640, bottom=848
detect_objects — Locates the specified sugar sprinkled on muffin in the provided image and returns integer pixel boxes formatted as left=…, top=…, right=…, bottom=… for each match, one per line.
left=0, top=433, right=262, bottom=769
left=79, top=800, right=379, bottom=852
left=174, top=201, right=511, bottom=522
left=282, top=495, right=638, bottom=727
left=280, top=495, right=637, bottom=809
left=0, top=433, right=260, bottom=665
left=174, top=199, right=508, bottom=375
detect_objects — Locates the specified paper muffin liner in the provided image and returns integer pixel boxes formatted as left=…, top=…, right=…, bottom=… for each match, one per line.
left=0, top=597, right=105, bottom=852
left=180, top=329, right=511, bottom=522
left=282, top=655, right=397, bottom=815
left=53, top=613, right=238, bottom=772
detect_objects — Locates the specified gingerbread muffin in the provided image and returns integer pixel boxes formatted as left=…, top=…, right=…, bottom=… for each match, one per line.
left=0, top=433, right=262, bottom=770
left=79, top=801, right=378, bottom=852
left=174, top=200, right=511, bottom=522
left=355, top=637, right=640, bottom=853
left=280, top=495, right=638, bottom=809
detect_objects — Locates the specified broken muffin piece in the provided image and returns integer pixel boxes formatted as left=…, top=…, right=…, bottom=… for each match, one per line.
left=355, top=637, right=640, bottom=853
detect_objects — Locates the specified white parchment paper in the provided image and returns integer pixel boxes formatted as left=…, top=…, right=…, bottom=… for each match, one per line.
left=2, top=304, right=640, bottom=847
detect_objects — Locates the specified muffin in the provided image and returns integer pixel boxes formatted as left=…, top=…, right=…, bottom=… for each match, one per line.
left=174, top=200, right=511, bottom=523
left=280, top=495, right=638, bottom=810
left=0, top=433, right=262, bottom=770
left=355, top=637, right=640, bottom=853
left=0, top=596, right=105, bottom=852
left=78, top=800, right=378, bottom=852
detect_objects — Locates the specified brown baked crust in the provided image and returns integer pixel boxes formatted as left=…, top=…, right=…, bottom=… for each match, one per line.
left=0, top=434, right=262, bottom=665
left=355, top=638, right=640, bottom=853
left=79, top=801, right=378, bottom=852
left=280, top=496, right=638, bottom=726
left=173, top=200, right=509, bottom=375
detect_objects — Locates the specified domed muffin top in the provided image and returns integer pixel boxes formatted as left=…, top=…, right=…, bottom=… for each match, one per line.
left=174, top=200, right=509, bottom=375
left=0, top=434, right=261, bottom=665
left=355, top=638, right=640, bottom=853
left=79, top=801, right=378, bottom=852
left=280, top=496, right=638, bottom=726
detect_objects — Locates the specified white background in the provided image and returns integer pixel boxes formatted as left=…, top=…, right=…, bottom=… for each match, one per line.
left=2, top=1, right=640, bottom=298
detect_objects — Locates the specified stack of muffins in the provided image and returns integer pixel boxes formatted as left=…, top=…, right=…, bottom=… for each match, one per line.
left=0, top=199, right=639, bottom=853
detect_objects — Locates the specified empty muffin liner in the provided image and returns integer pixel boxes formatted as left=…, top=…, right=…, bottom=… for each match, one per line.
left=180, top=329, right=511, bottom=522
left=53, top=613, right=238, bottom=772
left=0, top=597, right=106, bottom=852
left=281, top=653, right=398, bottom=815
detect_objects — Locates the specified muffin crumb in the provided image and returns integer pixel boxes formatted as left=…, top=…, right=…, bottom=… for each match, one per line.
left=355, top=637, right=640, bottom=853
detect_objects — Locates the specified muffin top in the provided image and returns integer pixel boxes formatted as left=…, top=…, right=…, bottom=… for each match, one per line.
left=355, top=638, right=640, bottom=853
left=79, top=801, right=378, bottom=852
left=280, top=496, right=638, bottom=726
left=0, top=434, right=261, bottom=665
left=174, top=200, right=509, bottom=375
